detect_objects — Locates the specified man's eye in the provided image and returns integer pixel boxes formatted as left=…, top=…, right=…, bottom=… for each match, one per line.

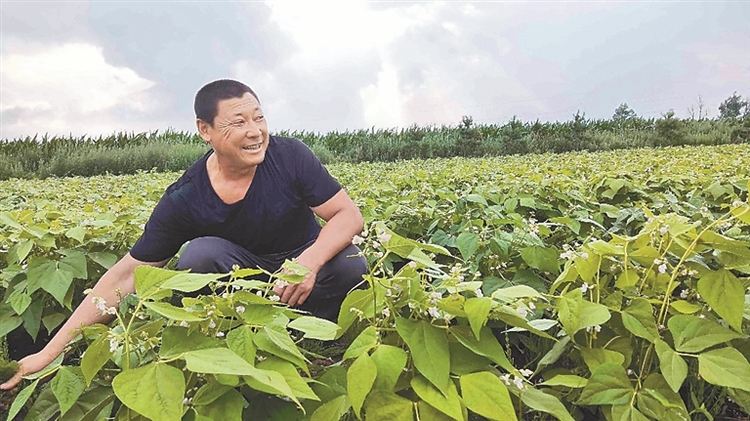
left=232, top=120, right=245, bottom=127
left=255, top=115, right=265, bottom=121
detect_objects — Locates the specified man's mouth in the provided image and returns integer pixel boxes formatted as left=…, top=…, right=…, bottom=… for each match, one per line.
left=242, top=143, right=263, bottom=151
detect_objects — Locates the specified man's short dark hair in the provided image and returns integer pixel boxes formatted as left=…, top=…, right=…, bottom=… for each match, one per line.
left=194, top=80, right=260, bottom=126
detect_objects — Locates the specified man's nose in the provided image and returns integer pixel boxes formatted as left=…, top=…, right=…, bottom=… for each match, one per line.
left=246, top=122, right=263, bottom=137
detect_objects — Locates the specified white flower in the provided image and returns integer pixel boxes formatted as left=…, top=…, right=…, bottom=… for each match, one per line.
left=517, top=307, right=528, bottom=318
left=658, top=264, right=667, bottom=274
left=660, top=226, right=669, bottom=235
left=560, top=250, right=576, bottom=260
left=104, top=307, right=117, bottom=315
left=528, top=301, right=536, bottom=310
left=513, top=376, right=525, bottom=390
left=408, top=261, right=417, bottom=269
left=408, top=302, right=416, bottom=309
left=378, top=232, right=392, bottom=243
left=183, top=398, right=190, bottom=406
left=427, top=307, right=441, bottom=319
left=83, top=288, right=94, bottom=296
left=216, top=331, right=225, bottom=338
left=275, top=280, right=289, bottom=289
left=385, top=289, right=392, bottom=297
left=581, top=282, right=589, bottom=293
left=594, top=325, right=602, bottom=333
left=475, top=289, right=483, bottom=298
left=520, top=369, right=534, bottom=378
left=109, top=337, right=119, bottom=353
left=680, top=289, right=689, bottom=299
left=222, top=292, right=229, bottom=299
left=382, top=308, right=391, bottom=318
left=256, top=291, right=263, bottom=296
left=179, top=320, right=190, bottom=328
left=208, top=320, right=216, bottom=329
left=352, top=235, right=365, bottom=245
left=580, top=252, right=589, bottom=260
left=269, top=295, right=281, bottom=302
left=374, top=251, right=384, bottom=258
left=235, top=305, right=246, bottom=314
left=627, top=369, right=633, bottom=376
left=653, top=258, right=662, bottom=265
left=499, top=374, right=511, bottom=385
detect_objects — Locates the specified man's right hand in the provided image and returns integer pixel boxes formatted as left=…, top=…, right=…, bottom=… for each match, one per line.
left=0, top=350, right=57, bottom=391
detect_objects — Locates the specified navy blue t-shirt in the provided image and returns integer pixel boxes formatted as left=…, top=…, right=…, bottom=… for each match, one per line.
left=130, top=136, right=342, bottom=262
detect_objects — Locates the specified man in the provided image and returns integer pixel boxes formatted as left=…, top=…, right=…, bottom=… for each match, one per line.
left=0, top=79, right=367, bottom=391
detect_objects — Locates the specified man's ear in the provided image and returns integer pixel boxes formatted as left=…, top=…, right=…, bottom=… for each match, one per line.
left=196, top=119, right=212, bottom=142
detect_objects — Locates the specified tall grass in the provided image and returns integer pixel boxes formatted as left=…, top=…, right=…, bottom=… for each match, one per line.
left=1, top=116, right=747, bottom=179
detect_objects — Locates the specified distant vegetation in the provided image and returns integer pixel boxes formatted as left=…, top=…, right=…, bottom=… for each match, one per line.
left=1, top=93, right=748, bottom=180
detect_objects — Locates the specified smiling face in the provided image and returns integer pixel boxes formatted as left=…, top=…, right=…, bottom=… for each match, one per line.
left=197, top=92, right=270, bottom=172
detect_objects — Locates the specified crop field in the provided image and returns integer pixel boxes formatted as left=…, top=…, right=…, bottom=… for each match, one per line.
left=1, top=144, right=750, bottom=420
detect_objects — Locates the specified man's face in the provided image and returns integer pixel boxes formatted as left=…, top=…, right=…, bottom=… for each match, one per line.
left=198, top=92, right=270, bottom=170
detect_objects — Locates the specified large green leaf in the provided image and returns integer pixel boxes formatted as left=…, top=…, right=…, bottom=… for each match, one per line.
left=521, top=246, right=560, bottom=274
left=81, top=333, right=113, bottom=386
left=411, top=375, right=463, bottom=421
left=193, top=388, right=244, bottom=421
left=143, top=301, right=206, bottom=321
left=698, top=347, right=750, bottom=392
left=451, top=325, right=514, bottom=373
left=464, top=297, right=492, bottom=339
left=254, top=325, right=309, bottom=372
left=347, top=353, right=378, bottom=418
left=287, top=316, right=339, bottom=340
left=256, top=358, right=318, bottom=401
left=520, top=387, right=575, bottom=421
left=26, top=256, right=74, bottom=306
left=310, top=395, right=350, bottom=421
left=112, top=363, right=185, bottom=421
left=621, top=298, right=658, bottom=342
left=363, top=391, right=413, bottom=421
left=370, top=345, right=407, bottom=392
left=668, top=315, right=744, bottom=353
left=336, top=289, right=374, bottom=336
left=51, top=366, right=87, bottom=416
left=580, top=348, right=625, bottom=372
left=7, top=379, right=39, bottom=421
left=611, top=405, right=650, bottom=421
left=556, top=293, right=611, bottom=336
left=160, top=272, right=222, bottom=292
left=160, top=326, right=223, bottom=359
left=395, top=317, right=450, bottom=394
left=183, top=348, right=258, bottom=376
left=697, top=269, right=745, bottom=331
left=460, top=371, right=517, bottom=420
left=653, top=339, right=687, bottom=393
left=134, top=266, right=179, bottom=298
left=344, top=325, right=378, bottom=360
left=456, top=232, right=479, bottom=260
left=577, top=363, right=634, bottom=405
left=227, top=325, right=256, bottom=364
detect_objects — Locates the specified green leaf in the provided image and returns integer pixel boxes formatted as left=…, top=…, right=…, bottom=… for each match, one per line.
left=9, top=290, right=32, bottom=315
left=520, top=387, right=575, bottom=421
left=276, top=259, right=311, bottom=284
left=460, top=371, right=517, bottom=420
left=183, top=348, right=258, bottom=376
left=192, top=382, right=233, bottom=406
left=26, top=257, right=75, bottom=306
left=336, top=289, right=374, bottom=337
left=81, top=334, right=113, bottom=386
left=256, top=357, right=318, bottom=401
left=669, top=300, right=701, bottom=314
left=194, top=388, right=245, bottom=421
left=573, top=251, right=601, bottom=283
left=21, top=298, right=43, bottom=341
left=577, top=363, right=634, bottom=405
left=697, top=269, right=745, bottom=331
left=112, top=363, right=185, bottom=421
left=395, top=318, right=450, bottom=394
left=537, top=336, right=571, bottom=369
left=580, top=348, right=625, bottom=372
left=59, top=251, right=88, bottom=279
left=615, top=271, right=640, bottom=289
left=348, top=353, right=378, bottom=418
left=143, top=301, right=206, bottom=321
left=51, top=366, right=87, bottom=416
left=668, top=315, right=744, bottom=353
left=310, top=395, right=350, bottom=421
left=89, top=251, right=118, bottom=269
left=556, top=293, right=611, bottom=336
left=160, top=272, right=222, bottom=293
left=653, top=339, right=687, bottom=393
left=134, top=266, right=179, bottom=298
left=621, top=298, right=659, bottom=342
left=11, top=239, right=34, bottom=264
left=370, top=345, right=407, bottom=392
left=411, top=375, right=463, bottom=421
left=160, top=326, right=223, bottom=359
left=521, top=246, right=560, bottom=274
left=540, top=374, right=588, bottom=388
left=451, top=325, right=514, bottom=373
left=254, top=325, right=309, bottom=372
left=60, top=384, right=115, bottom=421
left=611, top=405, right=651, bottom=421
left=698, top=347, right=750, bottom=392
left=7, top=379, right=38, bottom=421
left=464, top=297, right=492, bottom=339
left=287, top=316, right=339, bottom=340
left=491, top=285, right=544, bottom=301
left=364, top=391, right=414, bottom=421
left=417, top=401, right=455, bottom=421
left=344, top=326, right=378, bottom=361
left=456, top=232, right=479, bottom=260
left=226, top=325, right=256, bottom=364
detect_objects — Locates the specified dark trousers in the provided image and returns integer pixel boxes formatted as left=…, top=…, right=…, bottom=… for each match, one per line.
left=175, top=237, right=368, bottom=322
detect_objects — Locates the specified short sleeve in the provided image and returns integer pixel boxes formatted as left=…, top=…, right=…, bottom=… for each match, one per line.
left=130, top=193, right=193, bottom=262
left=294, top=141, right=342, bottom=207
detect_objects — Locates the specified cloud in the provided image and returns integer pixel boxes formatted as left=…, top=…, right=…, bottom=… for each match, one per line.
left=1, top=42, right=159, bottom=139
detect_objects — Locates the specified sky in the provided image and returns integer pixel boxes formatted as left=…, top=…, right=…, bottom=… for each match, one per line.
left=1, top=1, right=749, bottom=140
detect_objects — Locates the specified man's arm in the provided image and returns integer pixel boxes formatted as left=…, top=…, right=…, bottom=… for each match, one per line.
left=277, top=189, right=364, bottom=307
left=0, top=253, right=168, bottom=390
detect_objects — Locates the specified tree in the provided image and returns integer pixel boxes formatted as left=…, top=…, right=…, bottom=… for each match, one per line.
left=718, top=92, right=749, bottom=119
left=687, top=94, right=708, bottom=120
left=613, top=103, right=637, bottom=121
